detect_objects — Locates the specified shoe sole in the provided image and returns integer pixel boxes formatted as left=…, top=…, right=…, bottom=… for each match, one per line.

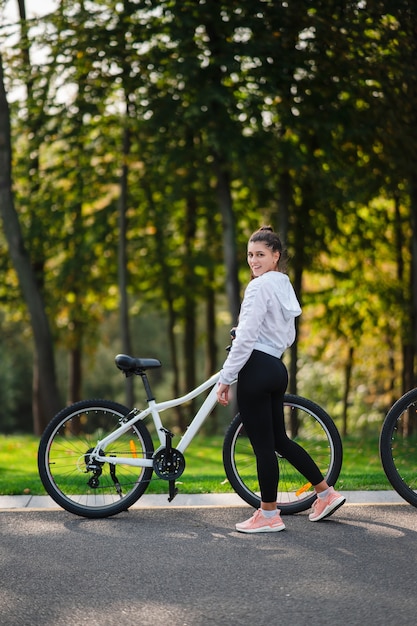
left=235, top=524, right=286, bottom=534
left=309, top=496, right=346, bottom=522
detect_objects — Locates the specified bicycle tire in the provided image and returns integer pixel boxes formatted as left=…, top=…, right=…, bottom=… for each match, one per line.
left=38, top=399, right=154, bottom=518
left=222, top=394, right=343, bottom=515
left=379, top=388, right=417, bottom=508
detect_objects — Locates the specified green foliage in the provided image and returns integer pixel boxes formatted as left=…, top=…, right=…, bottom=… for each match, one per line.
left=0, top=0, right=417, bottom=432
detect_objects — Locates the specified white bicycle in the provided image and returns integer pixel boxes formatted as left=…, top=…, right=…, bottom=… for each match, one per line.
left=38, top=353, right=343, bottom=518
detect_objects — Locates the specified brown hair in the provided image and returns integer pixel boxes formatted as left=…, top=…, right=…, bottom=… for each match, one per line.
left=249, top=225, right=283, bottom=255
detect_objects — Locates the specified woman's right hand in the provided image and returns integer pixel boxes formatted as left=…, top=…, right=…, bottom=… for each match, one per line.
left=216, top=383, right=230, bottom=406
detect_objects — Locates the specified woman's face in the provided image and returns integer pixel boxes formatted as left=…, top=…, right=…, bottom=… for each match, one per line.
left=247, top=241, right=280, bottom=277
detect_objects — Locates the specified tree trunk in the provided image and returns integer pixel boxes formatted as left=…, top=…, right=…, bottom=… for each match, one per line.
left=277, top=170, right=291, bottom=245
left=17, top=0, right=54, bottom=428
left=409, top=179, right=417, bottom=389
left=204, top=205, right=219, bottom=380
left=288, top=207, right=305, bottom=397
left=0, top=54, right=61, bottom=434
left=182, top=195, right=197, bottom=421
left=342, top=345, right=354, bottom=436
left=203, top=215, right=219, bottom=434
left=118, top=114, right=134, bottom=407
left=289, top=267, right=301, bottom=396
left=214, top=157, right=241, bottom=324
left=142, top=181, right=184, bottom=426
left=68, top=347, right=82, bottom=405
left=275, top=169, right=298, bottom=394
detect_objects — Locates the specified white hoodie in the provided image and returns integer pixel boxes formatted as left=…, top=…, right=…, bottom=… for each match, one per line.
left=218, top=271, right=301, bottom=385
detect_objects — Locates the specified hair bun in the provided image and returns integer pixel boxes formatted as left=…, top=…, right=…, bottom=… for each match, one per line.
left=259, top=225, right=274, bottom=233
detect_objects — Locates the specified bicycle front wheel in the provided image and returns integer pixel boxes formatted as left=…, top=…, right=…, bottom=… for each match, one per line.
left=222, top=394, right=343, bottom=515
left=379, top=388, right=417, bottom=507
left=38, top=399, right=154, bottom=518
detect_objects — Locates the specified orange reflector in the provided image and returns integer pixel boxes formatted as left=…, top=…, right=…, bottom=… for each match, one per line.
left=129, top=440, right=138, bottom=458
left=295, top=482, right=312, bottom=496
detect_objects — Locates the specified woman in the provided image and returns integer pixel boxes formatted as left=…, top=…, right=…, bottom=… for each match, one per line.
left=217, top=226, right=345, bottom=533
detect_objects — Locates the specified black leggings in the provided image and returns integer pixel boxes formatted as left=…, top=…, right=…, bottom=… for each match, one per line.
left=237, top=350, right=324, bottom=503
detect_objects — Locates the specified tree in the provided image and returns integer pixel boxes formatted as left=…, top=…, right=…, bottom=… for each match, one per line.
left=0, top=51, right=61, bottom=434
left=3, top=0, right=417, bottom=436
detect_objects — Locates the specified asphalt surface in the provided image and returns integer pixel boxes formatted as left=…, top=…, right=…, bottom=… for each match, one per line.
left=1, top=494, right=417, bottom=625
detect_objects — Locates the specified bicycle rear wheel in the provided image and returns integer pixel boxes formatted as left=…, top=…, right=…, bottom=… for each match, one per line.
left=38, top=399, right=154, bottom=518
left=222, top=394, right=343, bottom=515
left=379, top=388, right=417, bottom=507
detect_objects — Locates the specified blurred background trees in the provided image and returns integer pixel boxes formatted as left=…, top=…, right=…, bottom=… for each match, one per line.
left=0, top=0, right=416, bottom=436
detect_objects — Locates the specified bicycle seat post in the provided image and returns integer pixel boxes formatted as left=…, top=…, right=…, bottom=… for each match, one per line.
left=139, top=371, right=155, bottom=402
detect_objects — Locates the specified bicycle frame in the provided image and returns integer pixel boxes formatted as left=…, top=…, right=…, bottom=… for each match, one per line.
left=91, top=371, right=229, bottom=468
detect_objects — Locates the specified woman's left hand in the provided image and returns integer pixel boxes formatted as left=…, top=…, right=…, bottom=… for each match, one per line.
left=216, top=383, right=230, bottom=406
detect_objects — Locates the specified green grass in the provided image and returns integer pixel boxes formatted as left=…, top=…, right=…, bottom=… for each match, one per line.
left=336, top=435, right=391, bottom=491
left=1, top=435, right=43, bottom=495
left=0, top=432, right=391, bottom=496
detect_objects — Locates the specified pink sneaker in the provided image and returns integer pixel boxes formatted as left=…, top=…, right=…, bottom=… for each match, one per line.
left=309, top=487, right=346, bottom=522
left=235, top=509, right=286, bottom=534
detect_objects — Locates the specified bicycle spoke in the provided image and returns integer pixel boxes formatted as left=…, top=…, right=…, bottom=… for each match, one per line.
left=223, top=394, right=343, bottom=514
left=38, top=400, right=154, bottom=518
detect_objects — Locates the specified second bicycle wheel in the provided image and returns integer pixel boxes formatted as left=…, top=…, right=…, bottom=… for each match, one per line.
left=222, top=394, right=343, bottom=515
left=38, top=399, right=154, bottom=518
left=379, top=388, right=417, bottom=507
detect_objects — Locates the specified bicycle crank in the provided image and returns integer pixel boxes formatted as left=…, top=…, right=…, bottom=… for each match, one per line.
left=153, top=447, right=186, bottom=481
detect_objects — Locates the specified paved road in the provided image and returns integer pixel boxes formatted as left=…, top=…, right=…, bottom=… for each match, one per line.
left=1, top=502, right=417, bottom=626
